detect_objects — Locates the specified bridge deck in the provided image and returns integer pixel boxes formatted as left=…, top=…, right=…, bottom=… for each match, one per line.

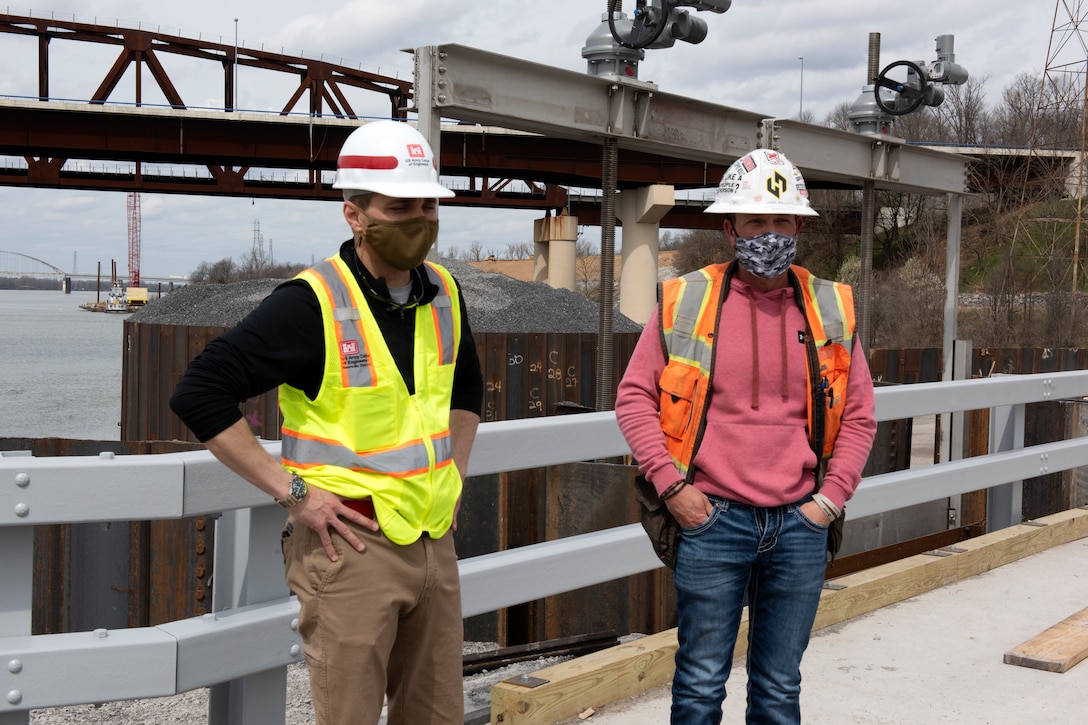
left=555, top=531, right=1088, bottom=724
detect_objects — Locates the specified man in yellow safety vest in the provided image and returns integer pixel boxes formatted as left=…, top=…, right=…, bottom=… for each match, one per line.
left=171, top=120, right=483, bottom=725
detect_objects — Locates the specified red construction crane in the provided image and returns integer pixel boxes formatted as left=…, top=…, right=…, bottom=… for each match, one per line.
left=127, top=191, right=141, bottom=288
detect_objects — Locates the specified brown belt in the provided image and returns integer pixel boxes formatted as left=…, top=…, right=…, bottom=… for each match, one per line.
left=341, top=497, right=376, bottom=520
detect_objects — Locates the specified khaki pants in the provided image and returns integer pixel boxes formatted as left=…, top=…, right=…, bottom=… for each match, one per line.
left=283, top=519, right=463, bottom=725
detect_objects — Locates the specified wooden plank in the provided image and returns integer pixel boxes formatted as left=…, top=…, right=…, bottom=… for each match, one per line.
left=490, top=628, right=679, bottom=724
left=1004, top=607, right=1088, bottom=673
left=490, top=508, right=1088, bottom=725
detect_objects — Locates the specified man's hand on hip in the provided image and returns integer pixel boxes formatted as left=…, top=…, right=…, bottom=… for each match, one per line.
left=292, top=487, right=380, bottom=561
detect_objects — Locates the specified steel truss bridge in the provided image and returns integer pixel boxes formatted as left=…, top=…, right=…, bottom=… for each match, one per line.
left=0, top=12, right=1068, bottom=238
left=0, top=11, right=736, bottom=230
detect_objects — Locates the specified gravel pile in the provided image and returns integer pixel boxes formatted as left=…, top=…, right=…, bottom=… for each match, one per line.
left=130, top=261, right=643, bottom=333
left=130, top=279, right=284, bottom=328
left=440, top=259, right=643, bottom=333
left=29, top=652, right=571, bottom=724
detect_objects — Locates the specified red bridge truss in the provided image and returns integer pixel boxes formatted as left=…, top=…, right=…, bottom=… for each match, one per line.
left=0, top=12, right=732, bottom=228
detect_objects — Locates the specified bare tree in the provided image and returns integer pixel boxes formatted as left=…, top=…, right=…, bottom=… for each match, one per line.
left=575, top=237, right=600, bottom=300
left=823, top=101, right=853, bottom=132
left=933, top=74, right=992, bottom=145
left=190, top=258, right=236, bottom=283
left=673, top=229, right=731, bottom=274
left=992, top=72, right=1042, bottom=147
left=503, top=241, right=533, bottom=259
left=875, top=257, right=947, bottom=348
left=460, top=240, right=487, bottom=262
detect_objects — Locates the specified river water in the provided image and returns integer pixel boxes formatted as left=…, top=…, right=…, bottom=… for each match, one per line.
left=0, top=289, right=125, bottom=440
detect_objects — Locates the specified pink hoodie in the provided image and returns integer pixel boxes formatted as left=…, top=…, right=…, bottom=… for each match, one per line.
left=615, top=274, right=876, bottom=511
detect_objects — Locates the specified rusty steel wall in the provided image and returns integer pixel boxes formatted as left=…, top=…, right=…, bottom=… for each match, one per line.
left=867, top=347, right=1088, bottom=535
left=115, top=321, right=642, bottom=644
left=20, top=339, right=1088, bottom=640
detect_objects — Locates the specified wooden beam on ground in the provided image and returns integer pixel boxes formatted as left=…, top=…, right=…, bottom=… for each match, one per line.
left=1004, top=606, right=1088, bottom=673
left=490, top=508, right=1088, bottom=725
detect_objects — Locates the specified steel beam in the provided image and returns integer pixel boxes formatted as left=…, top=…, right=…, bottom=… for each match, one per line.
left=768, top=119, right=968, bottom=194
left=418, top=43, right=764, bottom=166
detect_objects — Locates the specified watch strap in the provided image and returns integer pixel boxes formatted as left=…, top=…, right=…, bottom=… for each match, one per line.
left=275, top=474, right=308, bottom=508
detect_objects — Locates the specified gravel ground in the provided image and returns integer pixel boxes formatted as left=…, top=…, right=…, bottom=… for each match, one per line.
left=29, top=648, right=574, bottom=724
left=130, top=259, right=643, bottom=333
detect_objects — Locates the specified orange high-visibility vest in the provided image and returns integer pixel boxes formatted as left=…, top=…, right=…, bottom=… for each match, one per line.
left=658, top=262, right=856, bottom=480
left=279, top=256, right=462, bottom=545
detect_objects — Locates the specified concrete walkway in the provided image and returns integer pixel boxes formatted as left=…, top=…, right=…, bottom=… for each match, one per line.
left=563, top=535, right=1088, bottom=724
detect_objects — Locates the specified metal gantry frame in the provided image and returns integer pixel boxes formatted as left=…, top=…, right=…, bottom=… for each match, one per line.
left=412, top=43, right=971, bottom=411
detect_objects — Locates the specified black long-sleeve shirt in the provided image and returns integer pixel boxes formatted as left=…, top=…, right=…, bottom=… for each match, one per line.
left=170, top=241, right=484, bottom=443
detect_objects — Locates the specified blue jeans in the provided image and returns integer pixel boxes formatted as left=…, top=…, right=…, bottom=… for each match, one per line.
left=671, top=497, right=829, bottom=725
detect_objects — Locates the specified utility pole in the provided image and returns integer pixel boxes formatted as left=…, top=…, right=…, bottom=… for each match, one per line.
left=797, top=56, right=804, bottom=118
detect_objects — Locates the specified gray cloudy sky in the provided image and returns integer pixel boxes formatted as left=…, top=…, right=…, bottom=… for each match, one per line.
left=0, top=1, right=1058, bottom=279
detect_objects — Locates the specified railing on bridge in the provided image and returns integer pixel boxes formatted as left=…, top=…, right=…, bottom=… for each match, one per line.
left=3, top=371, right=1088, bottom=723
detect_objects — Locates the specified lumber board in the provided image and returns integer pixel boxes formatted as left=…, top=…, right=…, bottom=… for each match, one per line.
left=490, top=508, right=1088, bottom=725
left=1003, top=606, right=1088, bottom=673
left=490, top=628, right=677, bottom=725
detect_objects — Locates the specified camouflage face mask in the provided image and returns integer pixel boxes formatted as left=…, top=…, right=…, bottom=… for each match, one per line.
left=733, top=231, right=798, bottom=279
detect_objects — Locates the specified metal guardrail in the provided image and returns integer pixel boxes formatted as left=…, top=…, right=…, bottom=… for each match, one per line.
left=3, top=371, right=1088, bottom=722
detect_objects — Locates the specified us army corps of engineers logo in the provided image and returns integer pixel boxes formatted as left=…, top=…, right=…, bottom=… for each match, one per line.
left=340, top=339, right=369, bottom=369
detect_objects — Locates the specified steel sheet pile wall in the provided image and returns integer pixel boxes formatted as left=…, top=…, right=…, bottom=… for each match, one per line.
left=119, top=311, right=645, bottom=643
left=33, top=317, right=1088, bottom=642
left=868, top=347, right=1088, bottom=526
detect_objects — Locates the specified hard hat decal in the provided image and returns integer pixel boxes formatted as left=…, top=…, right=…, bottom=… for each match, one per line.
left=740, top=155, right=757, bottom=172
left=406, top=143, right=425, bottom=158
left=338, top=154, right=398, bottom=170
left=764, top=151, right=785, bottom=166
left=766, top=171, right=788, bottom=199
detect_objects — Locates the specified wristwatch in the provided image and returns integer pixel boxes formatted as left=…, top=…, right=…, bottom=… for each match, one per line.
left=275, top=474, right=309, bottom=508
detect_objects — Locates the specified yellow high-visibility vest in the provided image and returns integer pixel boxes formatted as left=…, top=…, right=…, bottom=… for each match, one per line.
left=279, top=255, right=462, bottom=545
left=658, top=262, right=856, bottom=479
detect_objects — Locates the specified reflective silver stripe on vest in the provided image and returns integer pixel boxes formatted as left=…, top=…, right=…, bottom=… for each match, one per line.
left=423, top=264, right=456, bottom=364
left=309, top=259, right=374, bottom=388
left=309, top=259, right=457, bottom=389
left=666, top=271, right=715, bottom=369
left=284, top=431, right=454, bottom=475
left=807, top=277, right=850, bottom=345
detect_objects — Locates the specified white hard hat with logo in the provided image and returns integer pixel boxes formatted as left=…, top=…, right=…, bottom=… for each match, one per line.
left=705, top=149, right=819, bottom=217
left=333, top=120, right=455, bottom=199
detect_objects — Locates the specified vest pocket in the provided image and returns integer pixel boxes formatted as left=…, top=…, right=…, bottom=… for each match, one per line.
left=818, top=342, right=851, bottom=455
left=659, top=364, right=699, bottom=441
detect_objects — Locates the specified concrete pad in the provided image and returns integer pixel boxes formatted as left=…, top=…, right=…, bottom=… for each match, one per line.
left=562, top=536, right=1088, bottom=724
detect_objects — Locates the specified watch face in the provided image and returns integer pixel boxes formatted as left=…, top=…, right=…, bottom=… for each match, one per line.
left=290, top=476, right=307, bottom=500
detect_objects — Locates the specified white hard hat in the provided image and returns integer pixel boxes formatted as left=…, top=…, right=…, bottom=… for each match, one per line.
left=333, top=120, right=454, bottom=199
left=705, top=149, right=818, bottom=217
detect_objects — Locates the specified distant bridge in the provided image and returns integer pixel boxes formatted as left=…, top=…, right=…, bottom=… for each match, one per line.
left=0, top=249, right=68, bottom=278
left=0, top=11, right=725, bottom=229
left=0, top=250, right=183, bottom=284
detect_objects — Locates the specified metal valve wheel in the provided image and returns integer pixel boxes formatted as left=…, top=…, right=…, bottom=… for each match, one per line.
left=873, top=60, right=928, bottom=116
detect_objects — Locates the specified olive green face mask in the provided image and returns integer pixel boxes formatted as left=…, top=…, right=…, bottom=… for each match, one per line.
left=364, top=216, right=439, bottom=271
